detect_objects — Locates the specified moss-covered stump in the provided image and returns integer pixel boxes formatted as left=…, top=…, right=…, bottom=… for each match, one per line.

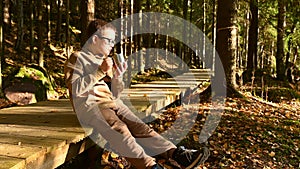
left=4, top=65, right=59, bottom=105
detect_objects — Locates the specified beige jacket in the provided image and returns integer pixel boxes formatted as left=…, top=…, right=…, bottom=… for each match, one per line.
left=64, top=50, right=124, bottom=116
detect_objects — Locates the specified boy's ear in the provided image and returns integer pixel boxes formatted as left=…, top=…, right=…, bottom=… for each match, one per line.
left=92, top=35, right=98, bottom=44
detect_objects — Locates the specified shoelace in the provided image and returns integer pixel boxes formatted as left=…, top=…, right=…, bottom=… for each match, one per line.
left=179, top=146, right=198, bottom=162
left=198, top=147, right=210, bottom=164
left=179, top=146, right=210, bottom=164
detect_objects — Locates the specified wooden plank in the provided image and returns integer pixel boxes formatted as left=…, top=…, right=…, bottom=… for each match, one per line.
left=0, top=99, right=92, bottom=169
left=0, top=155, right=25, bottom=169
left=121, top=95, right=165, bottom=100
left=147, top=80, right=200, bottom=85
left=0, top=113, right=80, bottom=128
left=0, top=133, right=66, bottom=148
left=0, top=143, right=45, bottom=161
left=25, top=137, right=95, bottom=169
left=1, top=99, right=73, bottom=112
left=0, top=124, right=87, bottom=133
left=130, top=84, right=194, bottom=88
left=0, top=130, right=94, bottom=169
left=0, top=126, right=87, bottom=145
left=173, top=77, right=210, bottom=81
left=0, top=104, right=80, bottom=128
left=122, top=88, right=182, bottom=93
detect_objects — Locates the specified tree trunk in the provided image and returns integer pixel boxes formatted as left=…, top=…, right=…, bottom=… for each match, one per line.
left=80, top=0, right=95, bottom=46
left=241, top=11, right=249, bottom=69
left=216, top=0, right=238, bottom=90
left=133, top=0, right=142, bottom=72
left=202, top=0, right=206, bottom=69
left=293, top=46, right=298, bottom=65
left=211, top=0, right=216, bottom=71
left=0, top=0, right=3, bottom=94
left=182, top=0, right=188, bottom=70
left=46, top=0, right=51, bottom=44
left=125, top=0, right=134, bottom=87
left=117, top=0, right=124, bottom=55
left=3, top=0, right=11, bottom=31
left=15, top=0, right=24, bottom=52
left=122, top=0, right=128, bottom=56
left=144, top=0, right=151, bottom=69
left=37, top=0, right=44, bottom=67
left=276, top=0, right=286, bottom=80
left=247, top=0, right=259, bottom=71
left=29, top=0, right=35, bottom=62
left=66, top=0, right=70, bottom=57
left=285, top=22, right=296, bottom=70
left=55, top=0, right=62, bottom=41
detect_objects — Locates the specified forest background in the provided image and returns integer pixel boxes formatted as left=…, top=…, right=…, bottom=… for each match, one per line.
left=0, top=0, right=299, bottom=168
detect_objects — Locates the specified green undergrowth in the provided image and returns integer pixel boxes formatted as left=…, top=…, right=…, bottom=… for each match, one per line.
left=241, top=70, right=300, bottom=102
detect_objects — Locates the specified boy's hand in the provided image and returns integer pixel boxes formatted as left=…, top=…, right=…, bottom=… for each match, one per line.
left=100, top=57, right=113, bottom=73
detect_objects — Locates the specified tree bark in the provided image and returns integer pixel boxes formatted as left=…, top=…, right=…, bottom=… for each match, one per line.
left=37, top=0, right=44, bottom=67
left=46, top=0, right=51, bottom=44
left=66, top=0, right=70, bottom=57
left=276, top=0, right=286, bottom=80
left=0, top=0, right=3, bottom=93
left=202, top=0, right=206, bottom=69
left=29, top=0, right=35, bottom=62
left=80, top=0, right=95, bottom=46
left=182, top=0, right=188, bottom=70
left=211, top=0, right=216, bottom=71
left=117, top=0, right=124, bottom=55
left=15, top=0, right=24, bottom=52
left=3, top=0, right=11, bottom=31
left=247, top=0, right=258, bottom=71
left=133, top=0, right=143, bottom=72
left=55, top=0, right=62, bottom=41
left=144, top=0, right=151, bottom=69
left=216, top=0, right=238, bottom=91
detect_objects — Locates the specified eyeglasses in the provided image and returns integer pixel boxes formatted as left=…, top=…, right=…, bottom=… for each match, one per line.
left=97, top=35, right=115, bottom=45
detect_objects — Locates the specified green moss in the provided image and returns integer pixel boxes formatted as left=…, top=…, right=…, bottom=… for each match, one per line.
left=9, top=66, right=59, bottom=101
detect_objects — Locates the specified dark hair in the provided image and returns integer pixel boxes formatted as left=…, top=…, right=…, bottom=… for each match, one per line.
left=86, top=19, right=116, bottom=39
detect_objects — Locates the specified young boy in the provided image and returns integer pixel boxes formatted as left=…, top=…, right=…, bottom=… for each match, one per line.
left=64, top=19, right=208, bottom=169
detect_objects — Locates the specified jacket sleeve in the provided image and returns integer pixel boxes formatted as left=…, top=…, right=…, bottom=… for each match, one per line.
left=64, top=52, right=106, bottom=97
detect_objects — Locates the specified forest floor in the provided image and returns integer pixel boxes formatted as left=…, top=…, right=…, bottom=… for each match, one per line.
left=177, top=94, right=300, bottom=168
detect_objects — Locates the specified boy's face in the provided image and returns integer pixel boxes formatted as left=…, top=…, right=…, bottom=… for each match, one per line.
left=96, top=28, right=116, bottom=56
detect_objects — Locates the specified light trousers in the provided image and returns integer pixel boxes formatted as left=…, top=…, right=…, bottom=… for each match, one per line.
left=83, top=102, right=176, bottom=168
